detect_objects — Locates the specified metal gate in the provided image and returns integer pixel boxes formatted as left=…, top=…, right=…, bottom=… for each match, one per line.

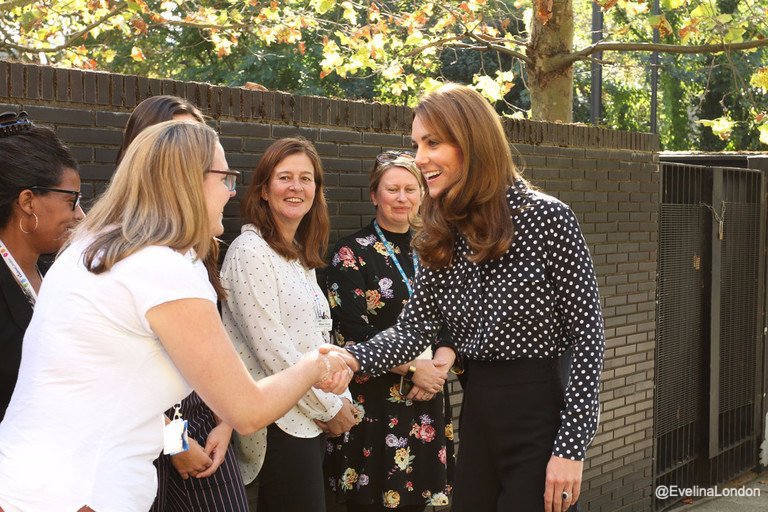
left=654, top=163, right=766, bottom=510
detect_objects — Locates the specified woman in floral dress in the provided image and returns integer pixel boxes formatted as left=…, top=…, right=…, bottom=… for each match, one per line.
left=326, top=152, right=455, bottom=512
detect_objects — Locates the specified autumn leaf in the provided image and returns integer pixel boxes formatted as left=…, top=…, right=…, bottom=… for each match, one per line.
left=679, top=19, right=700, bottom=43
left=130, top=46, right=145, bottom=61
left=698, top=117, right=735, bottom=140
left=648, top=14, right=673, bottom=38
left=596, top=0, right=619, bottom=10
left=750, top=67, right=768, bottom=92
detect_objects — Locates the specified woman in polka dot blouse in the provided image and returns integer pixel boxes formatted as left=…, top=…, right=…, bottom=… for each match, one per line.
left=220, top=138, right=357, bottom=512
left=330, top=84, right=605, bottom=512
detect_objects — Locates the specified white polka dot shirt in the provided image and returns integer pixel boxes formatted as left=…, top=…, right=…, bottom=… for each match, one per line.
left=220, top=225, right=351, bottom=483
left=346, top=181, right=605, bottom=461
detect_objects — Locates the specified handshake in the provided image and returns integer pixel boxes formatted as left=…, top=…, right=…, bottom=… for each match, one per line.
left=309, top=344, right=361, bottom=394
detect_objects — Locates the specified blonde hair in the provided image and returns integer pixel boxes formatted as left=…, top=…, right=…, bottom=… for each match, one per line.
left=75, top=120, right=217, bottom=273
left=412, top=83, right=520, bottom=269
left=369, top=154, right=425, bottom=198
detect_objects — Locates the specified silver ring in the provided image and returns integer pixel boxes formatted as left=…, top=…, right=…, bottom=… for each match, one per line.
left=562, top=491, right=571, bottom=501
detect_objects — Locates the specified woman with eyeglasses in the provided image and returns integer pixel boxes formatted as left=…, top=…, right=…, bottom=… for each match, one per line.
left=0, top=121, right=352, bottom=512
left=117, top=96, right=248, bottom=512
left=220, top=137, right=357, bottom=512
left=0, top=112, right=85, bottom=422
left=326, top=84, right=605, bottom=512
left=324, top=152, right=455, bottom=512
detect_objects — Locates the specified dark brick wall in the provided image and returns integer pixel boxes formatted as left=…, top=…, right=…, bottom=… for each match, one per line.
left=1, top=60, right=659, bottom=512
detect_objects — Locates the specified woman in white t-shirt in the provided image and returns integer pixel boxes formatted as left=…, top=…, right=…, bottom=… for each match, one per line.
left=0, top=121, right=352, bottom=512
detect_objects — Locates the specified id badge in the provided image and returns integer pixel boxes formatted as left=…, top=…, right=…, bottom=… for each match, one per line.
left=163, top=418, right=189, bottom=455
left=317, top=317, right=333, bottom=334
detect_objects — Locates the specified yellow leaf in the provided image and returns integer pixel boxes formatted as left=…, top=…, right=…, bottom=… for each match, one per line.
left=130, top=46, right=145, bottom=61
left=758, top=123, right=768, bottom=145
left=752, top=68, right=768, bottom=92
left=698, top=117, right=734, bottom=140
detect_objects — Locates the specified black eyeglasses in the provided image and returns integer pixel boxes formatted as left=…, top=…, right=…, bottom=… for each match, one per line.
left=207, top=169, right=241, bottom=192
left=0, top=111, right=32, bottom=138
left=29, top=186, right=81, bottom=211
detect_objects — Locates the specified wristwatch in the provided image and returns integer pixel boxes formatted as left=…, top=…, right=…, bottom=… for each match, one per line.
left=404, top=365, right=417, bottom=381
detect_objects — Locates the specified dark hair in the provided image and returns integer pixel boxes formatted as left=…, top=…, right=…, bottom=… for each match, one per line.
left=118, top=96, right=227, bottom=300
left=117, top=95, right=204, bottom=163
left=0, top=125, right=79, bottom=229
left=241, top=138, right=329, bottom=269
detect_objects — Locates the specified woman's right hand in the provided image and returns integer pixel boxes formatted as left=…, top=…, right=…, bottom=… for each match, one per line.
left=411, top=359, right=447, bottom=394
left=170, top=437, right=213, bottom=479
left=312, top=347, right=356, bottom=394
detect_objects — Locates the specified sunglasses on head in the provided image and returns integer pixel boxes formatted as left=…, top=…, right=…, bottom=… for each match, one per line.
left=376, top=150, right=415, bottom=164
left=0, top=111, right=32, bottom=138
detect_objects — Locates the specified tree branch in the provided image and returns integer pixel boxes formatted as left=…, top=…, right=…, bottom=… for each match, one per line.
left=404, top=33, right=533, bottom=65
left=162, top=20, right=252, bottom=31
left=464, top=31, right=532, bottom=65
left=0, top=1, right=129, bottom=53
left=559, top=38, right=768, bottom=68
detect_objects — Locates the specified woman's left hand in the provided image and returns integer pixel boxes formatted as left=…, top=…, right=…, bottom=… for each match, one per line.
left=544, top=455, right=583, bottom=512
left=195, top=423, right=233, bottom=478
left=406, top=384, right=436, bottom=402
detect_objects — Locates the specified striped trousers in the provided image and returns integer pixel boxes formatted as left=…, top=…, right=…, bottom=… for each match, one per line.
left=151, top=392, right=248, bottom=512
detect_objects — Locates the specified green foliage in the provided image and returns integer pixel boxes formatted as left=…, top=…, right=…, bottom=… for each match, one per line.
left=1, top=0, right=766, bottom=147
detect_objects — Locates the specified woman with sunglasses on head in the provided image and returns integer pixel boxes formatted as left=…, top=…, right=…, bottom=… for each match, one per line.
left=0, top=112, right=85, bottom=422
left=326, top=84, right=605, bottom=512
left=220, top=137, right=357, bottom=512
left=325, top=151, right=455, bottom=512
left=0, top=121, right=352, bottom=512
left=117, top=95, right=248, bottom=512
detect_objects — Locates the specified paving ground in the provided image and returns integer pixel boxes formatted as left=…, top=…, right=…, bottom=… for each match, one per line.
left=668, top=469, right=768, bottom=511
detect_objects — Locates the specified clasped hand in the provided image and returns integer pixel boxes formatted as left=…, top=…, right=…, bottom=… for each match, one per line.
left=314, top=397, right=359, bottom=437
left=410, top=358, right=447, bottom=394
left=313, top=345, right=356, bottom=394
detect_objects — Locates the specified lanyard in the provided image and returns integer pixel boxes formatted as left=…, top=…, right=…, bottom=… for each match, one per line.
left=292, top=261, right=327, bottom=320
left=0, top=238, right=38, bottom=307
left=373, top=220, right=419, bottom=297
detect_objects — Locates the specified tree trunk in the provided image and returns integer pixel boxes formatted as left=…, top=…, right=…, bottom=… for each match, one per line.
left=528, top=0, right=574, bottom=123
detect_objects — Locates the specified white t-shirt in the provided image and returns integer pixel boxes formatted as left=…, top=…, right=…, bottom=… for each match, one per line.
left=0, top=238, right=215, bottom=512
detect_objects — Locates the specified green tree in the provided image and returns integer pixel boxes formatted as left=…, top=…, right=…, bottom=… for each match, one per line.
left=1, top=1, right=767, bottom=145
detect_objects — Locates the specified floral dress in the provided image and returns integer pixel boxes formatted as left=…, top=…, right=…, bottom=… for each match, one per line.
left=325, top=220, right=454, bottom=509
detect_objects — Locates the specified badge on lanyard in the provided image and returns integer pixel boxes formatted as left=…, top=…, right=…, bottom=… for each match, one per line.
left=317, top=316, right=333, bottom=335
left=163, top=402, right=189, bottom=455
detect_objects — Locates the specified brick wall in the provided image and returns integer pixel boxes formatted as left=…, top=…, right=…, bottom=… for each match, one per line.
left=1, top=60, right=659, bottom=512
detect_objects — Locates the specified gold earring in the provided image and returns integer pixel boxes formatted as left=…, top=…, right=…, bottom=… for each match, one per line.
left=19, top=213, right=39, bottom=235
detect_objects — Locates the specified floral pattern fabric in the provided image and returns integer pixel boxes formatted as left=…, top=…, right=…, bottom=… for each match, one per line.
left=325, top=220, right=454, bottom=509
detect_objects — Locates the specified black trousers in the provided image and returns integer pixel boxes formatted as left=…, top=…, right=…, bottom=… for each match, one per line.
left=452, top=358, right=578, bottom=512
left=257, top=423, right=326, bottom=512
left=346, top=505, right=425, bottom=512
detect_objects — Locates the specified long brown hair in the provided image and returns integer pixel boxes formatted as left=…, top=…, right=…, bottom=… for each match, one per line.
left=118, top=95, right=226, bottom=300
left=412, top=83, right=520, bottom=269
left=241, top=137, right=329, bottom=269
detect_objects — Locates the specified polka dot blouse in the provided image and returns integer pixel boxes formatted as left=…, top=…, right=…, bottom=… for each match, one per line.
left=346, top=180, right=605, bottom=461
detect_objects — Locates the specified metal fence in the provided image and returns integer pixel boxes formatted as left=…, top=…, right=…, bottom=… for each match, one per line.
left=654, top=162, right=766, bottom=510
